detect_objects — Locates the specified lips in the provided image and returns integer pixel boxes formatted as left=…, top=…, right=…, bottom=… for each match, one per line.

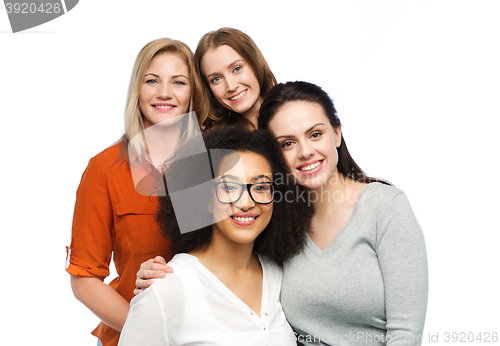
left=296, top=160, right=324, bottom=175
left=228, top=89, right=247, bottom=102
left=230, top=212, right=259, bottom=226
left=153, top=103, right=176, bottom=111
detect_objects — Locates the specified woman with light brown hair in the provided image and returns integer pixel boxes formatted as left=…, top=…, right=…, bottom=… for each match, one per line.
left=194, top=27, right=276, bottom=130
left=66, top=38, right=201, bottom=346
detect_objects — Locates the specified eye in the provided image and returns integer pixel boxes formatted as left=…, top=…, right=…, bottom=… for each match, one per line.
left=233, top=66, right=242, bottom=73
left=310, top=131, right=322, bottom=139
left=174, top=80, right=186, bottom=85
left=145, top=79, right=158, bottom=84
left=253, top=184, right=270, bottom=192
left=210, top=76, right=222, bottom=84
left=221, top=183, right=237, bottom=191
left=281, top=140, right=294, bottom=150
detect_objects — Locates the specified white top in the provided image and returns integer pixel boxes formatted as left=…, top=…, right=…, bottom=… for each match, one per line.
left=118, top=253, right=296, bottom=346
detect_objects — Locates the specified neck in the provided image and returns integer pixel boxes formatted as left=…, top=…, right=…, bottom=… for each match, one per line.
left=190, top=231, right=256, bottom=275
left=240, top=96, right=262, bottom=130
left=311, top=172, right=350, bottom=215
left=143, top=121, right=183, bottom=168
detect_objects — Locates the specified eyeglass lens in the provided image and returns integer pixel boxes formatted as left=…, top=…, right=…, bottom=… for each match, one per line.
left=216, top=182, right=273, bottom=204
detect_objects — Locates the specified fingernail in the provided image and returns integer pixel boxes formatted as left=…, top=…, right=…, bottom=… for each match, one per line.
left=158, top=272, right=165, bottom=278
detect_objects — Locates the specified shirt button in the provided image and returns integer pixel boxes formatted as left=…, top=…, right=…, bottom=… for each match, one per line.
left=265, top=313, right=268, bottom=316
left=263, top=328, right=266, bottom=331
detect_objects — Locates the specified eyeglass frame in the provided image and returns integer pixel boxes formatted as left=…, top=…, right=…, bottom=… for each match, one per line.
left=212, top=181, right=276, bottom=205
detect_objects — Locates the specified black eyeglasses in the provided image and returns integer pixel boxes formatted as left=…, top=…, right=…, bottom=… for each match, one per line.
left=213, top=181, right=276, bottom=205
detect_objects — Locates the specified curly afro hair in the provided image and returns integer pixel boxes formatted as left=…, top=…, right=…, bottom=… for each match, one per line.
left=155, top=125, right=313, bottom=264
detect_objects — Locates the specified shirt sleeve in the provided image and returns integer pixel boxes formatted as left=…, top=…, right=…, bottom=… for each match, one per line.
left=118, top=283, right=170, bottom=346
left=66, top=155, right=113, bottom=279
left=376, top=192, right=428, bottom=345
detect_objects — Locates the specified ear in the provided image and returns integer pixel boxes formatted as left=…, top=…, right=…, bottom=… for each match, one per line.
left=334, top=126, right=342, bottom=148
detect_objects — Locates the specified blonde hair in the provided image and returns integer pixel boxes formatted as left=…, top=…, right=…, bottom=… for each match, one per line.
left=117, top=38, right=202, bottom=160
left=194, top=27, right=277, bottom=129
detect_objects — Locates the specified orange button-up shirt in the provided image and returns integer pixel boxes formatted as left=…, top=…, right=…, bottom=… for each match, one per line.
left=67, top=143, right=173, bottom=346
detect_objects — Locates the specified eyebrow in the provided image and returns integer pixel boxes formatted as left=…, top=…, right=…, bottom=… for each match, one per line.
left=144, top=73, right=188, bottom=79
left=206, top=59, right=244, bottom=79
left=218, top=174, right=272, bottom=182
left=275, top=123, right=325, bottom=140
left=252, top=175, right=272, bottom=182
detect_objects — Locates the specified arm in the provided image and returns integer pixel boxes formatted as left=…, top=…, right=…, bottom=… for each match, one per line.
left=376, top=193, right=428, bottom=345
left=67, top=154, right=128, bottom=331
left=71, top=276, right=130, bottom=332
left=134, top=256, right=173, bottom=295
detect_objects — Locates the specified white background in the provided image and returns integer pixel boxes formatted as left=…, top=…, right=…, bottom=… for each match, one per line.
left=1, top=0, right=499, bottom=345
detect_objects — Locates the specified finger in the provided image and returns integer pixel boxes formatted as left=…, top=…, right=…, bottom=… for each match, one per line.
left=153, top=256, right=167, bottom=265
left=139, top=258, right=155, bottom=270
left=139, top=269, right=166, bottom=280
left=136, top=278, right=153, bottom=290
left=147, top=263, right=173, bottom=274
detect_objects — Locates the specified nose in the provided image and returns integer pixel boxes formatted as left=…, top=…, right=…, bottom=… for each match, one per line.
left=298, top=141, right=314, bottom=159
left=157, top=83, right=172, bottom=99
left=234, top=188, right=255, bottom=211
left=226, top=75, right=238, bottom=93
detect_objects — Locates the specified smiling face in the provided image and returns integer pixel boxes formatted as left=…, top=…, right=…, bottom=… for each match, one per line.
left=139, top=52, right=191, bottom=129
left=211, top=151, right=273, bottom=246
left=200, top=45, right=262, bottom=122
left=268, top=101, right=342, bottom=190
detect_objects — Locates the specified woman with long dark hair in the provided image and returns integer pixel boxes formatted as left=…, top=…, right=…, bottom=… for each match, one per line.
left=258, top=81, right=428, bottom=345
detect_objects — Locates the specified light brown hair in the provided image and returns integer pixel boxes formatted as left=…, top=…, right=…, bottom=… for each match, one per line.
left=194, top=27, right=276, bottom=129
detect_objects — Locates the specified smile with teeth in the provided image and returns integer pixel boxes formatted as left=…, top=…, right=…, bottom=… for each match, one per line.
left=298, top=160, right=323, bottom=171
left=231, top=215, right=257, bottom=222
left=229, top=90, right=247, bottom=101
left=154, top=105, right=174, bottom=109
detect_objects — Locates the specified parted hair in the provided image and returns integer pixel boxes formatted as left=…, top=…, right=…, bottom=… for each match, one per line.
left=258, top=81, right=391, bottom=185
left=156, top=126, right=313, bottom=263
left=194, top=27, right=277, bottom=130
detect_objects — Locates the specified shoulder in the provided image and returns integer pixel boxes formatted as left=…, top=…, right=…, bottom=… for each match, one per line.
left=258, top=254, right=283, bottom=281
left=362, top=182, right=404, bottom=203
left=361, top=183, right=422, bottom=237
left=83, top=143, right=127, bottom=177
left=150, top=254, right=197, bottom=289
left=90, top=143, right=126, bottom=167
left=144, top=254, right=199, bottom=308
left=360, top=182, right=416, bottom=222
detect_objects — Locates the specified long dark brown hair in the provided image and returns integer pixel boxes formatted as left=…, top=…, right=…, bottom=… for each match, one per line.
left=258, top=81, right=391, bottom=185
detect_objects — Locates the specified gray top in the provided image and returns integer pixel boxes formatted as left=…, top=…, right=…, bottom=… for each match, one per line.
left=281, top=183, right=428, bottom=345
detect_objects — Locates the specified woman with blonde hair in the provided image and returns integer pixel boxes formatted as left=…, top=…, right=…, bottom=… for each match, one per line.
left=194, top=27, right=276, bottom=130
left=66, top=38, right=201, bottom=346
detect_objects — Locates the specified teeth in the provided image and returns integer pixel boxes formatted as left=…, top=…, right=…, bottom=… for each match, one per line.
left=155, top=105, right=174, bottom=109
left=229, top=90, right=247, bottom=101
left=299, top=161, right=322, bottom=171
left=233, top=216, right=256, bottom=222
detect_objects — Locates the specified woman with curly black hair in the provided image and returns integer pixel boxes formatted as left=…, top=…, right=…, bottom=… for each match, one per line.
left=118, top=126, right=312, bottom=346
